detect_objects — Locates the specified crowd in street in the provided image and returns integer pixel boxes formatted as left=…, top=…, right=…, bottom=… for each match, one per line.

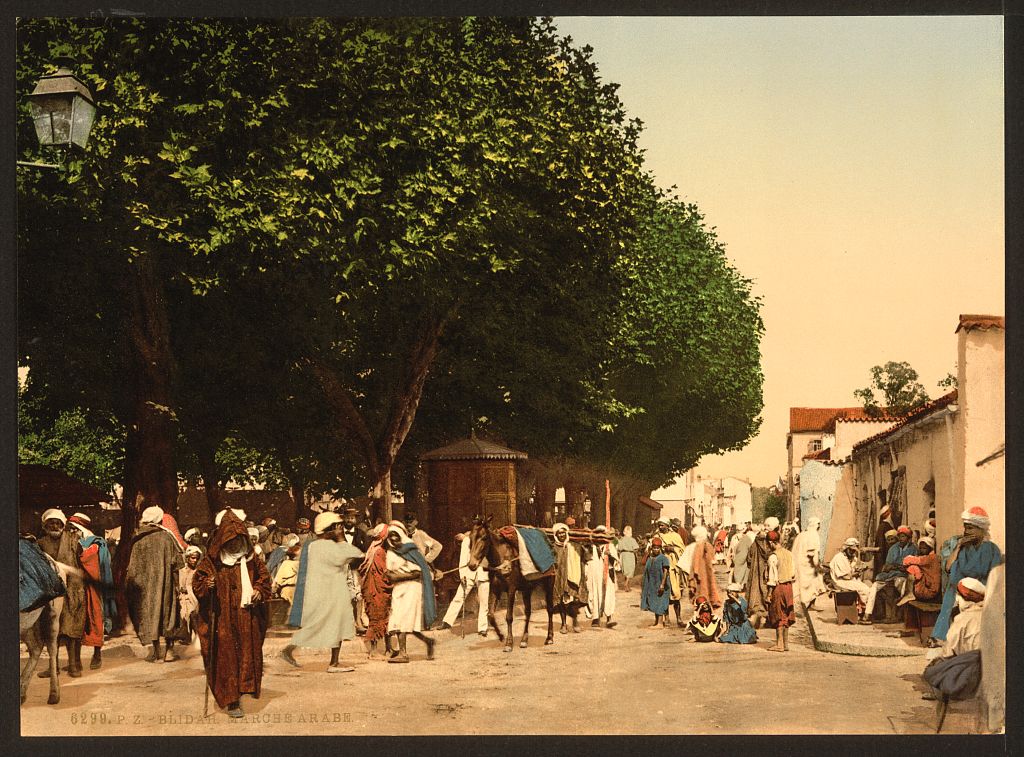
left=19, top=499, right=1001, bottom=719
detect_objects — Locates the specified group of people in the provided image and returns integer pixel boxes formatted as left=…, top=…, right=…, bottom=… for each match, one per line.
left=24, top=498, right=1002, bottom=719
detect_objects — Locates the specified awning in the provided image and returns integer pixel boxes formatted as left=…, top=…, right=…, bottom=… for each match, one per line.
left=638, top=496, right=664, bottom=511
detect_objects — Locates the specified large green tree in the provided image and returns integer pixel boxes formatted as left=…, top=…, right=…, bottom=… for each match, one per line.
left=17, top=17, right=654, bottom=528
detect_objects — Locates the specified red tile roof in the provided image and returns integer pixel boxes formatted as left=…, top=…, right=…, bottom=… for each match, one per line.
left=802, top=447, right=832, bottom=461
left=789, top=406, right=888, bottom=433
left=956, top=314, right=1004, bottom=333
left=851, top=390, right=958, bottom=453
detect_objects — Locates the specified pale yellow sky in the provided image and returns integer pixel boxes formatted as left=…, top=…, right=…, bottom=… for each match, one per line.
left=554, top=16, right=1004, bottom=487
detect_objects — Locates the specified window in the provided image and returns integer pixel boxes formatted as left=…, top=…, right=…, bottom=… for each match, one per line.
left=808, top=439, right=823, bottom=453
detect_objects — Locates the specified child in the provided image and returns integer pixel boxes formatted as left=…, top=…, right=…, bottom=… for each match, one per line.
left=718, top=582, right=757, bottom=644
left=640, top=537, right=670, bottom=627
left=688, top=596, right=721, bottom=642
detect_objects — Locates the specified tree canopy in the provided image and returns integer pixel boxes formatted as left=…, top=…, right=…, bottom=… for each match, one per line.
left=18, top=17, right=765, bottom=534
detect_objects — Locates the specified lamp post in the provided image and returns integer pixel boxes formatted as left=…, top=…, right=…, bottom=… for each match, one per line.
left=19, top=61, right=96, bottom=169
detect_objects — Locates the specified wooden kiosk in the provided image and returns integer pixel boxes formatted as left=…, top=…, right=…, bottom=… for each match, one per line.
left=421, top=434, right=528, bottom=568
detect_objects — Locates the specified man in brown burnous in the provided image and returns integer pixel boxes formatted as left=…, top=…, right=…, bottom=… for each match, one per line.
left=193, top=510, right=272, bottom=718
left=37, top=509, right=86, bottom=677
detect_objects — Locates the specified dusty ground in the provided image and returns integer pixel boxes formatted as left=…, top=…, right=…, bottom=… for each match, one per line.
left=20, top=566, right=981, bottom=736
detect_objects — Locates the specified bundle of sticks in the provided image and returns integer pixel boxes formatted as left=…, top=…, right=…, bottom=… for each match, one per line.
left=513, top=524, right=613, bottom=544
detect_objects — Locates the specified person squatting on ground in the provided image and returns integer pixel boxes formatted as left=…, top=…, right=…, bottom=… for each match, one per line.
left=828, top=537, right=877, bottom=625
left=280, top=511, right=364, bottom=672
left=718, top=582, right=757, bottom=644
left=384, top=520, right=437, bottom=663
left=921, top=577, right=987, bottom=702
left=37, top=509, right=87, bottom=678
left=439, top=527, right=490, bottom=636
left=551, top=522, right=588, bottom=633
left=126, top=506, right=185, bottom=663
left=688, top=596, right=721, bottom=642
left=641, top=537, right=671, bottom=627
left=193, top=510, right=271, bottom=718
left=67, top=512, right=115, bottom=670
left=765, top=529, right=796, bottom=652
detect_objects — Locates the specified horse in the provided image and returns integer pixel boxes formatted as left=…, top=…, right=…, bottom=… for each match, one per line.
left=20, top=554, right=80, bottom=705
left=466, top=516, right=555, bottom=652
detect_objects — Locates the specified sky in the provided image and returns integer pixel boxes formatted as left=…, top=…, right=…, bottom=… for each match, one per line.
left=552, top=16, right=1004, bottom=491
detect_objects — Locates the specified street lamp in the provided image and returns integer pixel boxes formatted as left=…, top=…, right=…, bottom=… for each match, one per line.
left=20, top=61, right=96, bottom=169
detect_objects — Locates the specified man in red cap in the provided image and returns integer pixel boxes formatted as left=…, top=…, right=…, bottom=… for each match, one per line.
left=922, top=577, right=987, bottom=700
left=930, top=506, right=1001, bottom=646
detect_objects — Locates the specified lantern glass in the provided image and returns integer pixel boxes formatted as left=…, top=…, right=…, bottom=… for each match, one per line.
left=29, top=93, right=73, bottom=146
left=70, top=94, right=96, bottom=148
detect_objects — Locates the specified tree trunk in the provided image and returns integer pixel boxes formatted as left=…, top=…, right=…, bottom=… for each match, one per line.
left=197, top=442, right=223, bottom=516
left=309, top=309, right=453, bottom=528
left=111, top=253, right=179, bottom=633
left=289, top=476, right=306, bottom=524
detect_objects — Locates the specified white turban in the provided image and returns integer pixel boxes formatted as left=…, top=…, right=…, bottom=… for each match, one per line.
left=140, top=506, right=164, bottom=525
left=691, top=525, right=709, bottom=542
left=314, top=511, right=342, bottom=535
left=41, top=508, right=66, bottom=525
left=214, top=508, right=246, bottom=526
left=843, top=537, right=860, bottom=548
left=764, top=516, right=780, bottom=531
left=961, top=507, right=991, bottom=530
left=283, top=534, right=300, bottom=548
left=183, top=527, right=199, bottom=541
left=656, top=516, right=670, bottom=526
left=917, top=535, right=936, bottom=550
left=184, top=545, right=202, bottom=558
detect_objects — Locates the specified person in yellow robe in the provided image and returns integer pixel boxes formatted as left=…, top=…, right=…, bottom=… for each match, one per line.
left=655, top=517, right=685, bottom=627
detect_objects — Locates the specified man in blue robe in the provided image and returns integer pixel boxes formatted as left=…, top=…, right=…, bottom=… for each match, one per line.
left=931, top=507, right=1001, bottom=644
left=872, top=525, right=917, bottom=597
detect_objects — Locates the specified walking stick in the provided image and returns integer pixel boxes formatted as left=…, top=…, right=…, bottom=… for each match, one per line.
left=203, top=592, right=218, bottom=719
left=460, top=576, right=468, bottom=639
left=935, top=695, right=949, bottom=733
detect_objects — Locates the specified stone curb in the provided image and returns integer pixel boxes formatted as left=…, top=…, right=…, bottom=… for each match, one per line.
left=800, top=601, right=926, bottom=658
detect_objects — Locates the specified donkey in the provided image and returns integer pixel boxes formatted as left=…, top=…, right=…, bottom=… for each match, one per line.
left=466, top=516, right=555, bottom=652
left=20, top=555, right=80, bottom=705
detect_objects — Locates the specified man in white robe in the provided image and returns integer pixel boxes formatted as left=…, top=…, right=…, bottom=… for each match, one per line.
left=384, top=521, right=436, bottom=663
left=792, top=516, right=827, bottom=608
left=828, top=537, right=877, bottom=624
left=584, top=525, right=619, bottom=628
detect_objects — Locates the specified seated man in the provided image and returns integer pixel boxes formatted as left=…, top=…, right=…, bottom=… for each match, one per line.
left=922, top=577, right=986, bottom=701
left=828, top=537, right=877, bottom=625
left=872, top=525, right=918, bottom=609
left=900, top=535, right=940, bottom=638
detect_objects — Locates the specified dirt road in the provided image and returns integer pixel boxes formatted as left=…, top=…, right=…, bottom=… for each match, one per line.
left=21, top=568, right=963, bottom=736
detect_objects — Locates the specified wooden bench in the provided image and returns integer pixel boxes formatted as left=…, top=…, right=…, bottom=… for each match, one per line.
left=823, top=567, right=862, bottom=625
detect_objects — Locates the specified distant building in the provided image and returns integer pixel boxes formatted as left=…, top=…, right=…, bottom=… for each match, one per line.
left=787, top=407, right=896, bottom=522
left=652, top=471, right=752, bottom=528
left=800, top=314, right=1004, bottom=563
